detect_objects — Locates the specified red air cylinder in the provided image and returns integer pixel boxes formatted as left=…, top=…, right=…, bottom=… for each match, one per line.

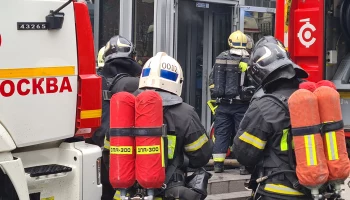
left=135, top=90, right=165, bottom=189
left=299, top=81, right=317, bottom=92
left=109, top=92, right=136, bottom=189
left=314, top=86, right=350, bottom=181
left=288, top=89, right=329, bottom=188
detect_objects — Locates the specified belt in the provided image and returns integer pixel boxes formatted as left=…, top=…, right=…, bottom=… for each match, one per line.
left=216, top=98, right=248, bottom=105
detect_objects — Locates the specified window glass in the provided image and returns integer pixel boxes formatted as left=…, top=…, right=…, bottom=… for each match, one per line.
left=133, top=0, right=154, bottom=67
left=244, top=11, right=275, bottom=42
left=99, top=0, right=120, bottom=49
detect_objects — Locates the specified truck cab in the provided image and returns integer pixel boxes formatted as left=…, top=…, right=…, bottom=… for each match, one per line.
left=0, top=0, right=102, bottom=199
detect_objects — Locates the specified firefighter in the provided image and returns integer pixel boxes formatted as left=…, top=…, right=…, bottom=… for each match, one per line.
left=249, top=35, right=307, bottom=103
left=211, top=30, right=251, bottom=173
left=99, top=35, right=142, bottom=200
left=233, top=41, right=310, bottom=200
left=96, top=46, right=106, bottom=74
left=138, top=52, right=213, bottom=200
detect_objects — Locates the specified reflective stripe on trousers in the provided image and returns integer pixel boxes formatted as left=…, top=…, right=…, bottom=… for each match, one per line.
left=213, top=153, right=226, bottom=162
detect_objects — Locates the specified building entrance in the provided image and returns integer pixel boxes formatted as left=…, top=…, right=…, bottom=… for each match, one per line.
left=176, top=0, right=236, bottom=130
left=175, top=0, right=276, bottom=130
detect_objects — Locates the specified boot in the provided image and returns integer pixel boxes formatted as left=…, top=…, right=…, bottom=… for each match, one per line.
left=214, top=162, right=224, bottom=173
left=240, top=166, right=250, bottom=175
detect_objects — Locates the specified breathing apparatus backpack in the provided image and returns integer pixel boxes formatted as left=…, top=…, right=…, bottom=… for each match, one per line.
left=209, top=57, right=255, bottom=101
left=92, top=72, right=129, bottom=147
left=108, top=91, right=212, bottom=200
left=256, top=85, right=350, bottom=199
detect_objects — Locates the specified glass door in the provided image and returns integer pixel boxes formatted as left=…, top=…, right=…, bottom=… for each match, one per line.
left=176, top=0, right=237, bottom=130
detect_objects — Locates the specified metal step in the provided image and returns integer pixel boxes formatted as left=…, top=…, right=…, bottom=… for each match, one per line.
left=25, top=164, right=72, bottom=177
left=206, top=191, right=252, bottom=200
left=207, top=169, right=251, bottom=195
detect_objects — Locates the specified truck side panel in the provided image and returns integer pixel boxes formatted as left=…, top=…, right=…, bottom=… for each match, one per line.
left=288, top=0, right=325, bottom=83
left=0, top=0, right=78, bottom=147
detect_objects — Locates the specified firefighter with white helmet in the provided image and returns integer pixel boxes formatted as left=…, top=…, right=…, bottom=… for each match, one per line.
left=211, top=30, right=255, bottom=173
left=138, top=52, right=213, bottom=200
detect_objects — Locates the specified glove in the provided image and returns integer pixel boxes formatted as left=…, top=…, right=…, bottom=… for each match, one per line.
left=239, top=62, right=248, bottom=72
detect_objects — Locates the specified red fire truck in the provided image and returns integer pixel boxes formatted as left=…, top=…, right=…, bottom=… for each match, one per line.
left=275, top=0, right=350, bottom=154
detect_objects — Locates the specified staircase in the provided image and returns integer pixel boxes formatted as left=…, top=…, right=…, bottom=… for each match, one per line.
left=206, top=169, right=251, bottom=200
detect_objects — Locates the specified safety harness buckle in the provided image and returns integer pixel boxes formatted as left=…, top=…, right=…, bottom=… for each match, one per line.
left=161, top=183, right=167, bottom=190
left=292, top=181, right=301, bottom=190
left=319, top=120, right=344, bottom=135
left=103, top=90, right=112, bottom=101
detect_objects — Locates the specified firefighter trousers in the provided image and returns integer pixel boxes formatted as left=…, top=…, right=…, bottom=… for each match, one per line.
left=212, top=103, right=249, bottom=162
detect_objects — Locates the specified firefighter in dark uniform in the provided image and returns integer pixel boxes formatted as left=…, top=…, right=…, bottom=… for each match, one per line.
left=138, top=52, right=213, bottom=200
left=249, top=36, right=308, bottom=104
left=211, top=30, right=253, bottom=173
left=98, top=35, right=142, bottom=200
left=233, top=41, right=310, bottom=200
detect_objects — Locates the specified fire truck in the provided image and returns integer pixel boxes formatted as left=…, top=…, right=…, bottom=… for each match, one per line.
left=275, top=0, right=350, bottom=156
left=0, top=0, right=102, bottom=199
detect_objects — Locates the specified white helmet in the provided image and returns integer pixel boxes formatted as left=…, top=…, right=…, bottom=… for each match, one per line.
left=139, top=52, right=184, bottom=96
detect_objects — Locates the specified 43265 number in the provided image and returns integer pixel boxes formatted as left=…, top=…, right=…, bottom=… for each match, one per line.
left=17, top=22, right=47, bottom=30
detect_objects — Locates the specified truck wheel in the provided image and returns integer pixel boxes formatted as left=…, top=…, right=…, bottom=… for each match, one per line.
left=0, top=170, right=19, bottom=200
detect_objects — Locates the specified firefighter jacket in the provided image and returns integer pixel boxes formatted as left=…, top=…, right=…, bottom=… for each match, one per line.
left=211, top=50, right=254, bottom=102
left=163, top=99, right=213, bottom=169
left=233, top=80, right=312, bottom=200
left=103, top=76, right=140, bottom=149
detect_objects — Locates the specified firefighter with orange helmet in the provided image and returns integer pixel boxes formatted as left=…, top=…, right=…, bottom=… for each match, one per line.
left=137, top=52, right=213, bottom=200
left=233, top=40, right=311, bottom=200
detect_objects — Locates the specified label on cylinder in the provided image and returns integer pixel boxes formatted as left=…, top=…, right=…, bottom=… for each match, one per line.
left=110, top=146, right=133, bottom=154
left=136, top=145, right=161, bottom=154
